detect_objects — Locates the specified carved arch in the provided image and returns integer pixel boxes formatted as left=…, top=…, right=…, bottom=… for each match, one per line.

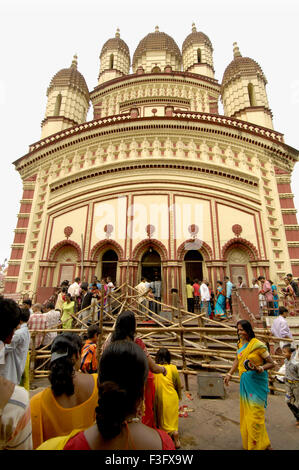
left=90, top=239, right=124, bottom=261
left=132, top=239, right=168, bottom=262
left=49, top=240, right=82, bottom=262
left=222, top=237, right=259, bottom=261
left=177, top=239, right=213, bottom=261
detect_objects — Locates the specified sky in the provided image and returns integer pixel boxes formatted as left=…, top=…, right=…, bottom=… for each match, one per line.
left=0, top=0, right=298, bottom=265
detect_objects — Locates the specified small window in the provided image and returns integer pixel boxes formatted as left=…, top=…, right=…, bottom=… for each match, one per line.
left=54, top=93, right=62, bottom=116
left=248, top=83, right=256, bottom=106
left=197, top=49, right=201, bottom=63
left=109, top=54, right=114, bottom=69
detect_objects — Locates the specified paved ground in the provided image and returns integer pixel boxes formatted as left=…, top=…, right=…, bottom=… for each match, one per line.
left=178, top=375, right=299, bottom=450
left=30, top=374, right=299, bottom=451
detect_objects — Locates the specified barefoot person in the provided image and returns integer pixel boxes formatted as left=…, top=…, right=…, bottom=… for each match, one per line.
left=153, top=348, right=182, bottom=448
left=224, top=320, right=275, bottom=450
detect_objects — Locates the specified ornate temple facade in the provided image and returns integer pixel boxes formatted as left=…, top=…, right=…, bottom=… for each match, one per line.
left=4, top=25, right=299, bottom=306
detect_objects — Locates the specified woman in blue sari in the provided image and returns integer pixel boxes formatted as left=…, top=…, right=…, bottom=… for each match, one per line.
left=224, top=320, right=275, bottom=450
left=269, top=281, right=279, bottom=316
left=214, top=280, right=227, bottom=320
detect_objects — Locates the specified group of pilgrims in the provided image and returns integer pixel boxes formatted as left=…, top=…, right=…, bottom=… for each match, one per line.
left=0, top=270, right=299, bottom=450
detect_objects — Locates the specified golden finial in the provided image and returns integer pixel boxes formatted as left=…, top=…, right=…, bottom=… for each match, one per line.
left=115, top=28, right=120, bottom=38
left=233, top=42, right=242, bottom=58
left=71, top=54, right=78, bottom=68
left=192, top=22, right=197, bottom=33
left=155, top=25, right=159, bottom=33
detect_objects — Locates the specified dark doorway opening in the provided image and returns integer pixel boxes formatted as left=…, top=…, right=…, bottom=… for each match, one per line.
left=184, top=250, right=203, bottom=282
left=101, top=249, right=118, bottom=283
left=141, top=249, right=161, bottom=282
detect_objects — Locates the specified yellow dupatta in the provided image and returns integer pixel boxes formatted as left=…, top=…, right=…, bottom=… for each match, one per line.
left=237, top=338, right=268, bottom=377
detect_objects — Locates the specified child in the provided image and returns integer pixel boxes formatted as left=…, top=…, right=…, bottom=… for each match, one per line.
left=282, top=343, right=299, bottom=428
left=154, top=347, right=182, bottom=448
left=80, top=325, right=100, bottom=374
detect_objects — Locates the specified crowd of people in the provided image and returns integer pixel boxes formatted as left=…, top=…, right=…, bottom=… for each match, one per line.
left=0, top=298, right=183, bottom=450
left=0, top=271, right=299, bottom=451
left=185, top=273, right=299, bottom=320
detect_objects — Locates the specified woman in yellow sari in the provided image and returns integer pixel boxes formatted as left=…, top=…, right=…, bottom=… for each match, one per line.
left=154, top=348, right=182, bottom=448
left=30, top=332, right=98, bottom=449
left=224, top=320, right=275, bottom=450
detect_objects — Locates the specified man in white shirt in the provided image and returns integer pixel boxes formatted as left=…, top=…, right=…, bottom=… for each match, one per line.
left=0, top=298, right=33, bottom=450
left=135, top=278, right=149, bottom=313
left=200, top=280, right=210, bottom=318
left=1, top=308, right=30, bottom=385
left=271, top=306, right=293, bottom=350
left=68, top=277, right=81, bottom=298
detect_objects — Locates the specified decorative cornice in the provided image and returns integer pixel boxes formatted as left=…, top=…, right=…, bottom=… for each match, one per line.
left=49, top=162, right=259, bottom=194
left=90, top=71, right=220, bottom=97
left=14, top=115, right=295, bottom=175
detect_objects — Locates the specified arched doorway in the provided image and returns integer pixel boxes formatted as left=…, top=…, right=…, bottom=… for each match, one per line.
left=101, top=249, right=118, bottom=283
left=52, top=245, right=78, bottom=286
left=227, top=248, right=250, bottom=286
left=184, top=250, right=203, bottom=282
left=141, top=249, right=161, bottom=282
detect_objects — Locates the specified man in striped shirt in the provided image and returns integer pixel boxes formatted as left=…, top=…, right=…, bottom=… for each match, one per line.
left=0, top=298, right=32, bottom=450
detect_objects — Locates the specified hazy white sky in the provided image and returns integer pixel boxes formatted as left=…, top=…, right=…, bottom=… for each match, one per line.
left=0, top=0, right=298, bottom=264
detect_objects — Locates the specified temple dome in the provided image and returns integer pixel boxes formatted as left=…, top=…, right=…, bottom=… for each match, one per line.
left=47, top=55, right=89, bottom=100
left=182, top=24, right=213, bottom=52
left=222, top=43, right=267, bottom=88
left=100, top=30, right=130, bottom=61
left=132, top=26, right=181, bottom=69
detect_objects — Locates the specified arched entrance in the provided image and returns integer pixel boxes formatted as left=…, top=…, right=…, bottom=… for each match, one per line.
left=184, top=250, right=203, bottom=282
left=227, top=248, right=250, bottom=286
left=101, top=249, right=118, bottom=283
left=52, top=245, right=78, bottom=286
left=141, top=249, right=161, bottom=282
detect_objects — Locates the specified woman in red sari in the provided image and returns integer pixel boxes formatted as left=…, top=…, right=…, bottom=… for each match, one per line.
left=281, top=277, right=296, bottom=316
left=102, top=311, right=167, bottom=428
left=37, top=341, right=174, bottom=450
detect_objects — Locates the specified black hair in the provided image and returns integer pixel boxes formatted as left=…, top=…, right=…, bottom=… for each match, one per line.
left=0, top=298, right=21, bottom=343
left=171, top=288, right=178, bottom=293
left=65, top=293, right=72, bottom=300
left=96, top=340, right=148, bottom=440
left=287, top=273, right=293, bottom=278
left=258, top=276, right=265, bottom=281
left=217, top=280, right=223, bottom=285
left=46, top=302, right=55, bottom=310
left=75, top=277, right=80, bottom=283
left=49, top=332, right=83, bottom=397
left=92, top=283, right=98, bottom=288
left=23, top=299, right=32, bottom=307
left=194, top=279, right=199, bottom=283
left=282, top=343, right=295, bottom=353
left=87, top=324, right=100, bottom=339
left=81, top=282, right=89, bottom=291
left=279, top=306, right=288, bottom=316
left=155, top=347, right=171, bottom=364
left=20, top=308, right=30, bottom=323
left=111, top=311, right=136, bottom=342
left=236, top=320, right=255, bottom=341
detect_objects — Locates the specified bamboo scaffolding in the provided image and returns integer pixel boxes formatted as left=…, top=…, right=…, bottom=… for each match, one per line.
left=29, top=282, right=296, bottom=386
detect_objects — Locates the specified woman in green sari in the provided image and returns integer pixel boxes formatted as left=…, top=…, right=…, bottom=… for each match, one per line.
left=224, top=320, right=275, bottom=450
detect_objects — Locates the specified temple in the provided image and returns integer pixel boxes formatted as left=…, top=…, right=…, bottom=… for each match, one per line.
left=4, top=24, right=299, bottom=306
